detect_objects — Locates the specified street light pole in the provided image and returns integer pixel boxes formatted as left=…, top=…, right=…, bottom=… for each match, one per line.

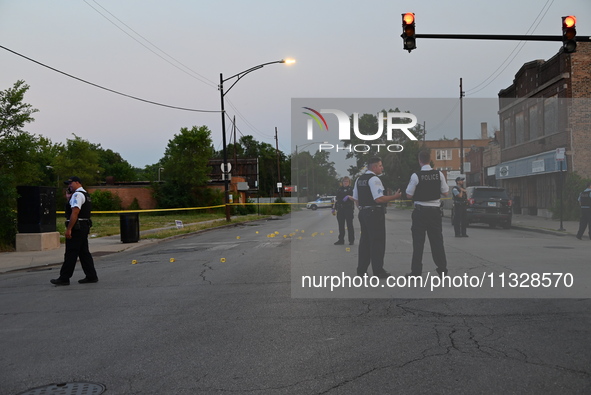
left=219, top=59, right=295, bottom=221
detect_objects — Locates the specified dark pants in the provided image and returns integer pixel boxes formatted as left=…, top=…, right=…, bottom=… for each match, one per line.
left=357, top=207, right=387, bottom=276
left=576, top=208, right=591, bottom=239
left=453, top=204, right=468, bottom=236
left=411, top=206, right=447, bottom=275
left=336, top=208, right=355, bottom=243
left=59, top=223, right=97, bottom=280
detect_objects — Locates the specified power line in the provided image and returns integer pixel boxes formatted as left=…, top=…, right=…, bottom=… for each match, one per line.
left=466, top=0, right=554, bottom=96
left=83, top=0, right=217, bottom=89
left=0, top=45, right=220, bottom=113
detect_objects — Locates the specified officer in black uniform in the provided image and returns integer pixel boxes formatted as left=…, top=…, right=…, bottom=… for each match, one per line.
left=576, top=182, right=591, bottom=240
left=333, top=176, right=355, bottom=245
left=452, top=176, right=468, bottom=237
left=353, top=157, right=401, bottom=278
left=405, top=151, right=449, bottom=277
left=51, top=176, right=98, bottom=286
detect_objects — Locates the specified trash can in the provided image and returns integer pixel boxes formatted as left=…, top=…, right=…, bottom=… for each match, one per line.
left=120, top=213, right=140, bottom=243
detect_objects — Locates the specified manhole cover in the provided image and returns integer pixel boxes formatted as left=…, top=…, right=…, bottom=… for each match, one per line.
left=17, top=382, right=106, bottom=395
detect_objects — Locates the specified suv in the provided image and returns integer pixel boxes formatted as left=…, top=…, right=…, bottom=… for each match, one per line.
left=453, top=186, right=512, bottom=229
left=306, top=196, right=336, bottom=210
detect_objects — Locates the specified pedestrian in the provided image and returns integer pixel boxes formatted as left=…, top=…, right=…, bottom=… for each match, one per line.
left=405, top=150, right=449, bottom=277
left=452, top=176, right=468, bottom=237
left=50, top=176, right=98, bottom=286
left=333, top=176, right=355, bottom=245
left=352, top=157, right=401, bottom=279
left=576, top=181, right=591, bottom=240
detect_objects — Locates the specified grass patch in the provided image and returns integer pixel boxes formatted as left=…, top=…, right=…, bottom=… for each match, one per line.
left=54, top=212, right=271, bottom=241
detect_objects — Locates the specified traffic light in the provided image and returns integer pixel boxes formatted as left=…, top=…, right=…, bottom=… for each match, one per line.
left=562, top=15, right=577, bottom=53
left=401, top=12, right=416, bottom=52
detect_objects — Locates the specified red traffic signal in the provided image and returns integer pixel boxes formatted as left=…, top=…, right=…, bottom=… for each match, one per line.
left=401, top=12, right=416, bottom=52
left=562, top=15, right=577, bottom=53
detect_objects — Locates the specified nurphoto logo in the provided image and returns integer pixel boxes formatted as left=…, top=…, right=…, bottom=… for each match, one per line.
left=302, top=107, right=418, bottom=153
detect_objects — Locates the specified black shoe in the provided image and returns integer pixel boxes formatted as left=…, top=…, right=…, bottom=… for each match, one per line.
left=576, top=235, right=582, bottom=240
left=50, top=278, right=70, bottom=286
left=405, top=272, right=421, bottom=279
left=334, top=240, right=344, bottom=245
left=78, top=277, right=99, bottom=284
left=462, top=234, right=469, bottom=237
left=455, top=235, right=461, bottom=237
left=375, top=271, right=391, bottom=279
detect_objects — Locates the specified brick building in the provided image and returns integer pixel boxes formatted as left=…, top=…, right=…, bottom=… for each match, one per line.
left=496, top=42, right=591, bottom=217
left=423, top=122, right=492, bottom=175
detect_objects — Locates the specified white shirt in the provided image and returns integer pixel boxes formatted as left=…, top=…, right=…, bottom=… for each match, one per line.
left=69, top=187, right=87, bottom=209
left=405, top=165, right=449, bottom=207
left=353, top=171, right=385, bottom=203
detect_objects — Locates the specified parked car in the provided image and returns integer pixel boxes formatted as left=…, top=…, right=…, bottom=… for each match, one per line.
left=306, top=196, right=336, bottom=210
left=452, top=186, right=512, bottom=229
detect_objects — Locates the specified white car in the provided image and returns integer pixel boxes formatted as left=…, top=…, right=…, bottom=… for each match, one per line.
left=306, top=196, right=336, bottom=210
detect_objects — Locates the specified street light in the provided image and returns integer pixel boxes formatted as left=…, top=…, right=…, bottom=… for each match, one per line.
left=219, top=58, right=295, bottom=221
left=158, top=167, right=164, bottom=182
left=294, top=141, right=326, bottom=203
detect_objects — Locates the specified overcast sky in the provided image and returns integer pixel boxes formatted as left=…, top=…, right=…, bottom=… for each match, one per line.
left=1, top=0, right=589, bottom=171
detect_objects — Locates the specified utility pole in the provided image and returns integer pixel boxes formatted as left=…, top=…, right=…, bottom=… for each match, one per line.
left=460, top=78, right=465, bottom=175
left=275, top=127, right=282, bottom=198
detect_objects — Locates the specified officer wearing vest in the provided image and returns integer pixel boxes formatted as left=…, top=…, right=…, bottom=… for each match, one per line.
left=405, top=151, right=449, bottom=277
left=333, top=176, right=355, bottom=245
left=352, top=157, right=401, bottom=278
left=452, top=176, right=468, bottom=237
left=51, top=176, right=98, bottom=286
left=576, top=182, right=591, bottom=240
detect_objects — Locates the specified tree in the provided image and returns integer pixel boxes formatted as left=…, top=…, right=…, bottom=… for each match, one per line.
left=0, top=80, right=39, bottom=248
left=53, top=134, right=102, bottom=186
left=97, top=148, right=137, bottom=182
left=153, top=126, right=216, bottom=208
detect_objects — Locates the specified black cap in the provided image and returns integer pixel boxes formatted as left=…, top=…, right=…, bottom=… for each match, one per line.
left=455, top=177, right=465, bottom=182
left=64, top=176, right=82, bottom=185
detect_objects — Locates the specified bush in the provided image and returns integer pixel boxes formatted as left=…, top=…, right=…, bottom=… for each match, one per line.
left=0, top=174, right=17, bottom=249
left=91, top=190, right=122, bottom=211
left=128, top=197, right=141, bottom=211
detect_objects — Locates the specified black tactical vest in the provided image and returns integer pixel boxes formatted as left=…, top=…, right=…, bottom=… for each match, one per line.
left=412, top=170, right=441, bottom=202
left=65, top=190, right=92, bottom=219
left=580, top=190, right=591, bottom=207
left=356, top=173, right=380, bottom=206
left=453, top=186, right=467, bottom=204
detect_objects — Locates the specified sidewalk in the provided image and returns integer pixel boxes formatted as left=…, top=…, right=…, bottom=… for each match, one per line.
left=0, top=212, right=583, bottom=274
left=0, top=217, right=242, bottom=274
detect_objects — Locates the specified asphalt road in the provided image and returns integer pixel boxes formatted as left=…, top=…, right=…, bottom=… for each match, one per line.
left=1, top=209, right=590, bottom=394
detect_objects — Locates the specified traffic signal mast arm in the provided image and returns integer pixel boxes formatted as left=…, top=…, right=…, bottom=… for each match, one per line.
left=414, top=34, right=589, bottom=41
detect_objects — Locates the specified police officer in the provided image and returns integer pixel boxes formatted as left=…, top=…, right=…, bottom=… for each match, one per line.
left=452, top=176, right=468, bottom=237
left=353, top=157, right=401, bottom=278
left=576, top=182, right=591, bottom=240
left=405, top=151, right=449, bottom=277
left=51, top=176, right=98, bottom=286
left=333, top=176, right=355, bottom=245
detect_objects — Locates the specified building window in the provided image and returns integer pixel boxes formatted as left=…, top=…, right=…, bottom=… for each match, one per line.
left=544, top=96, right=558, bottom=136
left=436, top=149, right=452, bottom=160
left=503, top=117, right=511, bottom=148
left=529, top=104, right=539, bottom=140
left=515, top=111, right=525, bottom=144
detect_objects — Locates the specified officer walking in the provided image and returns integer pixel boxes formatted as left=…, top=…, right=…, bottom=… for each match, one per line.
left=452, top=176, right=468, bottom=237
left=51, top=176, right=98, bottom=286
left=576, top=182, right=591, bottom=240
left=405, top=151, right=449, bottom=277
left=333, top=176, right=355, bottom=245
left=353, top=157, right=401, bottom=278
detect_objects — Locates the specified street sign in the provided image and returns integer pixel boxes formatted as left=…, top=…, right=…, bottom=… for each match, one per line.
left=220, top=162, right=232, bottom=173
left=556, top=148, right=566, bottom=161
